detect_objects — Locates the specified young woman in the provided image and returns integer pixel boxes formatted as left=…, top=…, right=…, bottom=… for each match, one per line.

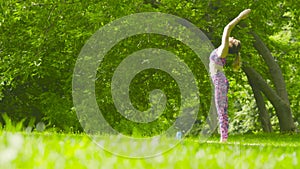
left=209, top=9, right=251, bottom=142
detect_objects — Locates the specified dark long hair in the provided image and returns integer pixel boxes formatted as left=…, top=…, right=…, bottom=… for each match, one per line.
left=230, top=41, right=242, bottom=71
left=229, top=42, right=241, bottom=55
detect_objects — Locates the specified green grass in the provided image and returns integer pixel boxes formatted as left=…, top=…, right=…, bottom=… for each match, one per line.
left=0, top=131, right=299, bottom=169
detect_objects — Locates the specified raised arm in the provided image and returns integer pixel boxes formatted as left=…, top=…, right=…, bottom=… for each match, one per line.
left=217, top=9, right=251, bottom=58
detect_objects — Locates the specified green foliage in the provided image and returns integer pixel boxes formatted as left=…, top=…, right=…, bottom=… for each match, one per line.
left=0, top=0, right=299, bottom=134
left=269, top=26, right=300, bottom=127
left=1, top=113, right=26, bottom=132
left=95, top=33, right=208, bottom=135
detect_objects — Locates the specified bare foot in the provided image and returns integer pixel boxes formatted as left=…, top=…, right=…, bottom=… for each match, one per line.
left=220, top=139, right=227, bottom=143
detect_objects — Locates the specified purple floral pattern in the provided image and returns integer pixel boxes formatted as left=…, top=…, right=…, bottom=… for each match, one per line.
left=210, top=49, right=229, bottom=140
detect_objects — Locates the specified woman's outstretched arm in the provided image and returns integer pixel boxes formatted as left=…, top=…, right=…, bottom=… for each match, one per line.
left=217, top=9, right=251, bottom=58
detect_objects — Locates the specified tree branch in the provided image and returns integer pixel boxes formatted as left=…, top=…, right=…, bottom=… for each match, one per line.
left=251, top=32, right=290, bottom=105
left=246, top=69, right=272, bottom=132
left=242, top=66, right=288, bottom=108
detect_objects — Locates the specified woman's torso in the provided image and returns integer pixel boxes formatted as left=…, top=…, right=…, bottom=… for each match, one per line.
left=209, top=49, right=226, bottom=77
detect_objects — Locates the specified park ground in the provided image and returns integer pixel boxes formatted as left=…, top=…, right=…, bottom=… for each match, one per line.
left=0, top=131, right=299, bottom=169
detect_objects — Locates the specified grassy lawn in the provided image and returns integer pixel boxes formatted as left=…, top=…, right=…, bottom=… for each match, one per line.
left=0, top=131, right=299, bottom=169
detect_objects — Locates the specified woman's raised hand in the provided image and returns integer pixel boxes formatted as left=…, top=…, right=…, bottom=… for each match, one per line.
left=238, top=9, right=251, bottom=20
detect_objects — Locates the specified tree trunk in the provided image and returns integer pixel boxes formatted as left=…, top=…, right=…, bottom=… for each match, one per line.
left=243, top=66, right=272, bottom=132
left=243, top=66, right=296, bottom=132
left=250, top=32, right=296, bottom=132
left=252, top=32, right=290, bottom=105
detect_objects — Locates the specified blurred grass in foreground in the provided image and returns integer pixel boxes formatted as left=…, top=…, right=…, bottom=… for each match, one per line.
left=0, top=131, right=299, bottom=169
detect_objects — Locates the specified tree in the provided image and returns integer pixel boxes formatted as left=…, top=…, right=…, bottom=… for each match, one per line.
left=242, top=32, right=296, bottom=132
left=199, top=0, right=299, bottom=132
left=0, top=0, right=299, bottom=134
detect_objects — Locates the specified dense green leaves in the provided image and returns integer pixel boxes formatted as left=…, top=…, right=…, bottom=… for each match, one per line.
left=0, top=0, right=299, bottom=133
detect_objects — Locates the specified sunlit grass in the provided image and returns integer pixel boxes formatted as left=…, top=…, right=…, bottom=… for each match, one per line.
left=0, top=131, right=299, bottom=169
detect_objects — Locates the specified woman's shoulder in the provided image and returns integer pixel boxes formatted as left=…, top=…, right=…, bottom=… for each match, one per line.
left=210, top=48, right=226, bottom=65
left=210, top=48, right=217, bottom=55
left=210, top=49, right=219, bottom=59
